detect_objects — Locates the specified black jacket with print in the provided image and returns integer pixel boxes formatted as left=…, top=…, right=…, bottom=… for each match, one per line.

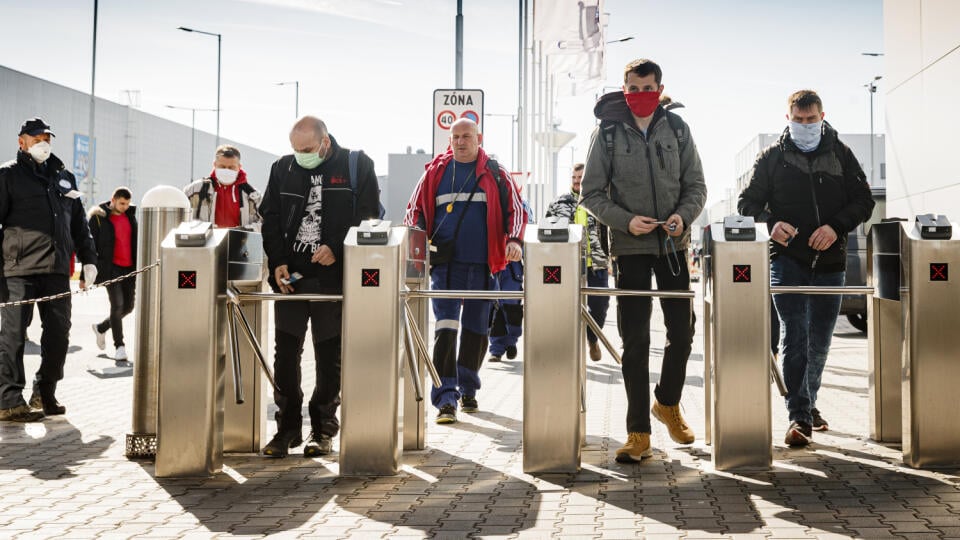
left=738, top=122, right=875, bottom=273
left=260, top=136, right=380, bottom=290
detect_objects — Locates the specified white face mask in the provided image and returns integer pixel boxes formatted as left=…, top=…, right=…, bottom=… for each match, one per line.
left=789, top=121, right=822, bottom=152
left=215, top=168, right=239, bottom=185
left=27, top=141, right=52, bottom=163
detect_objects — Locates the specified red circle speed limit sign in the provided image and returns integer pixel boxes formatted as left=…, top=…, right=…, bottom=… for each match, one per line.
left=437, top=110, right=456, bottom=130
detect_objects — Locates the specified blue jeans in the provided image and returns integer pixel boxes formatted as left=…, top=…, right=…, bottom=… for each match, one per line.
left=771, top=255, right=844, bottom=425
left=585, top=268, right=610, bottom=343
left=430, top=262, right=494, bottom=408
left=489, top=261, right=523, bottom=356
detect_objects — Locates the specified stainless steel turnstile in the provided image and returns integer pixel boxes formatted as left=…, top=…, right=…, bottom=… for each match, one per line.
left=703, top=219, right=772, bottom=470
left=867, top=221, right=903, bottom=443
left=402, top=228, right=429, bottom=451
left=339, top=223, right=407, bottom=476
left=156, top=224, right=229, bottom=478
left=523, top=222, right=584, bottom=473
left=900, top=216, right=960, bottom=468
left=223, top=230, right=268, bottom=453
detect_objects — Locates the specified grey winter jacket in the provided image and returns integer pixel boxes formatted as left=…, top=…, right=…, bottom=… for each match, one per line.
left=580, top=92, right=707, bottom=257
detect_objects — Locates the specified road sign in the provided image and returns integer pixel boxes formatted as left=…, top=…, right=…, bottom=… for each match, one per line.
left=433, top=89, right=484, bottom=156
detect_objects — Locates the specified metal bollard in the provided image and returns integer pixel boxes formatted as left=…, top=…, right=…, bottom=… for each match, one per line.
left=126, top=186, right=190, bottom=459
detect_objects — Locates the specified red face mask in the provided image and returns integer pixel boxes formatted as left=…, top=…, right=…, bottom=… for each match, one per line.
left=624, top=90, right=662, bottom=118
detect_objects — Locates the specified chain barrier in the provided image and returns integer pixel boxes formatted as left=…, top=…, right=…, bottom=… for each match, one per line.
left=0, top=260, right=160, bottom=309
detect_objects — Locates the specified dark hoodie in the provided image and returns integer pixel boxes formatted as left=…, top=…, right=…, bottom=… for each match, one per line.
left=579, top=92, right=707, bottom=257
left=738, top=122, right=875, bottom=273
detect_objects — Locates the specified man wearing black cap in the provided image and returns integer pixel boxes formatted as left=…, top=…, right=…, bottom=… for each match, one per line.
left=0, top=118, right=99, bottom=422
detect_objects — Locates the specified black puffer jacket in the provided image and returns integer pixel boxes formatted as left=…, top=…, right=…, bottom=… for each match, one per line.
left=0, top=151, right=97, bottom=278
left=83, top=201, right=138, bottom=283
left=738, top=122, right=875, bottom=272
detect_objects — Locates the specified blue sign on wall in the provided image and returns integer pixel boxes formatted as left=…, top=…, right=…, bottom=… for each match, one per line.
left=73, top=134, right=95, bottom=182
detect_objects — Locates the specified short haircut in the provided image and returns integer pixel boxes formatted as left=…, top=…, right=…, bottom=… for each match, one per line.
left=573, top=163, right=585, bottom=172
left=788, top=90, right=822, bottom=112
left=291, top=116, right=328, bottom=141
left=215, top=145, right=241, bottom=159
left=623, top=58, right=662, bottom=85
left=112, top=187, right=132, bottom=200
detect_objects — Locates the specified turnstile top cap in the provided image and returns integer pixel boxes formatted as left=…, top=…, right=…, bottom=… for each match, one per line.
left=140, top=185, right=191, bottom=209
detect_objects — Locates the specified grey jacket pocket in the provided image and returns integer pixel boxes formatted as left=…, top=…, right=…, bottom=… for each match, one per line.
left=3, top=227, right=56, bottom=277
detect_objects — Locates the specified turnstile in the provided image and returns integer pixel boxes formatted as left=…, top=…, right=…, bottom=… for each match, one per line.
left=867, top=221, right=903, bottom=443
left=223, top=229, right=268, bottom=453
left=402, top=228, right=429, bottom=451
left=900, top=215, right=960, bottom=468
left=339, top=222, right=407, bottom=476
left=703, top=218, right=771, bottom=470
left=156, top=224, right=229, bottom=477
left=523, top=222, right=584, bottom=473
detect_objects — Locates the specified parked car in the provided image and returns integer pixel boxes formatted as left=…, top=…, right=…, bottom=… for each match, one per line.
left=839, top=187, right=885, bottom=333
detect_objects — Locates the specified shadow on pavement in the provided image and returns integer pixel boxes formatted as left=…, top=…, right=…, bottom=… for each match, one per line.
left=0, top=418, right=113, bottom=479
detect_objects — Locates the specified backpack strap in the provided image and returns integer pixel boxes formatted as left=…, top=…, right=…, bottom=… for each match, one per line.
left=486, top=158, right=511, bottom=235
left=664, top=110, right=689, bottom=154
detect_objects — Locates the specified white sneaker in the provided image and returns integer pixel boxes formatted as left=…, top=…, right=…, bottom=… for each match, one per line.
left=115, top=346, right=128, bottom=361
left=93, top=324, right=106, bottom=350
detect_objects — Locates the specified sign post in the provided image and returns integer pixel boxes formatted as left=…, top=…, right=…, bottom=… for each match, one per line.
left=433, top=89, right=484, bottom=157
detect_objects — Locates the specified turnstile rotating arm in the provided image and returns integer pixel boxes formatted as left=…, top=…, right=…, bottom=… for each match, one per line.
left=401, top=312, right=425, bottom=402
left=227, top=302, right=244, bottom=405
left=227, top=287, right=282, bottom=396
left=403, top=301, right=442, bottom=387
left=580, top=303, right=622, bottom=365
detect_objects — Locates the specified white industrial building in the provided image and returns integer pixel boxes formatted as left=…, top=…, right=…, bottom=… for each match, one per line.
left=0, top=65, right=279, bottom=206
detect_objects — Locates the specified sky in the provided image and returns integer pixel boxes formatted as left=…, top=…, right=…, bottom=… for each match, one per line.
left=0, top=0, right=884, bottom=206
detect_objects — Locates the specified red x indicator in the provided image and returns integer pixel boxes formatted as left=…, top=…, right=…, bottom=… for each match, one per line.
left=930, top=263, right=949, bottom=282
left=543, top=265, right=562, bottom=284
left=733, top=265, right=751, bottom=283
left=178, top=270, right=197, bottom=289
left=362, top=268, right=380, bottom=287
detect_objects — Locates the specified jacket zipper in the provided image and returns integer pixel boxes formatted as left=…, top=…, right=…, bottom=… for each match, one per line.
left=644, top=135, right=664, bottom=257
left=808, top=169, right=822, bottom=269
left=655, top=142, right=666, bottom=170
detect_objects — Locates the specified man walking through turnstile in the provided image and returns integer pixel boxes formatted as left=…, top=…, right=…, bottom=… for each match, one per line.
left=738, top=89, right=874, bottom=447
left=259, top=116, right=381, bottom=457
left=546, top=163, right=611, bottom=362
left=580, top=59, right=707, bottom=462
left=404, top=118, right=526, bottom=424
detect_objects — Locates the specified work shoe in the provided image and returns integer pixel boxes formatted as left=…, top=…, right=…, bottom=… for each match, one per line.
left=303, top=432, right=333, bottom=457
left=506, top=346, right=518, bottom=360
left=589, top=341, right=602, bottom=362
left=115, top=346, right=128, bottom=361
left=0, top=404, right=45, bottom=422
left=262, top=430, right=303, bottom=458
left=651, top=400, right=695, bottom=444
left=93, top=324, right=106, bottom=351
left=811, top=408, right=829, bottom=431
left=436, top=404, right=457, bottom=424
left=784, top=421, right=813, bottom=447
left=615, top=432, right=653, bottom=463
left=488, top=355, right=502, bottom=363
left=460, top=396, right=479, bottom=413
left=29, top=390, right=66, bottom=416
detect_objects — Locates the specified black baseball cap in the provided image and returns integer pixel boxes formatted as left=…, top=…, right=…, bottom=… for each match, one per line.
left=18, top=118, right=56, bottom=137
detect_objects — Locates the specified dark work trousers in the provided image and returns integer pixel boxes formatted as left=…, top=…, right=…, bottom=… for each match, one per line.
left=0, top=274, right=71, bottom=409
left=585, top=267, right=611, bottom=344
left=95, top=265, right=135, bottom=348
left=272, top=287, right=343, bottom=438
left=616, top=252, right=695, bottom=434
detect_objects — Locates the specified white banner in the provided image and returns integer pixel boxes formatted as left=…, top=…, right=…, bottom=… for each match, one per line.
left=534, top=0, right=602, bottom=50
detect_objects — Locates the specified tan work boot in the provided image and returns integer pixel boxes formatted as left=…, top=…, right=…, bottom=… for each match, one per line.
left=588, top=341, right=602, bottom=361
left=651, top=400, right=695, bottom=444
left=615, top=432, right=653, bottom=463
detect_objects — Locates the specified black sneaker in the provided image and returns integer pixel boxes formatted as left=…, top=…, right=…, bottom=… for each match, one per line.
left=506, top=346, right=518, bottom=360
left=488, top=355, right=502, bottom=363
left=303, top=432, right=333, bottom=457
left=784, top=421, right=812, bottom=447
left=262, top=430, right=303, bottom=458
left=460, top=396, right=478, bottom=413
left=811, top=408, right=828, bottom=431
left=29, top=390, right=66, bottom=416
left=436, top=404, right=457, bottom=424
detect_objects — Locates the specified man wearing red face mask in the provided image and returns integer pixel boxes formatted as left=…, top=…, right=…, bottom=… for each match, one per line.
left=580, top=59, right=707, bottom=463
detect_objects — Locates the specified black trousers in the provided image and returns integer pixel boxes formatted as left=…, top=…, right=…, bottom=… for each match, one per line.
left=0, top=275, right=71, bottom=408
left=96, top=265, right=135, bottom=347
left=273, top=290, right=342, bottom=437
left=616, top=253, right=695, bottom=433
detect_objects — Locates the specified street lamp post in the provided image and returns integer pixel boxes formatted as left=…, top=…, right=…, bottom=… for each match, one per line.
left=178, top=26, right=221, bottom=147
left=276, top=81, right=300, bottom=117
left=865, top=75, right=882, bottom=185
left=166, top=105, right=217, bottom=181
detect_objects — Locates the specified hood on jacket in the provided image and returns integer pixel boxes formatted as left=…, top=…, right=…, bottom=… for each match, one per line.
left=88, top=200, right=137, bottom=220
left=593, top=91, right=667, bottom=127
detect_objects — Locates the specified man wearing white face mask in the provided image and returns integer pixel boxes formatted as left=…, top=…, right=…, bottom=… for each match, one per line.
left=183, top=145, right=262, bottom=230
left=739, top=90, right=874, bottom=447
left=0, top=118, right=99, bottom=422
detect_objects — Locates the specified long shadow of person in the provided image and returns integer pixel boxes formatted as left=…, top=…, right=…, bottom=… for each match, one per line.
left=0, top=418, right=113, bottom=479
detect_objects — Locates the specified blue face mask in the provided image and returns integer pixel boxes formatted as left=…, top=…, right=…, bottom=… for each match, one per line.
left=789, top=121, right=822, bottom=152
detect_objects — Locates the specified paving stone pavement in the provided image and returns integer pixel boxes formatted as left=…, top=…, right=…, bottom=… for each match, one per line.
left=1, top=282, right=959, bottom=539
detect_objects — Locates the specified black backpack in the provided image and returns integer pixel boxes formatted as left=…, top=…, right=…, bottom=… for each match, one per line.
left=348, top=149, right=386, bottom=220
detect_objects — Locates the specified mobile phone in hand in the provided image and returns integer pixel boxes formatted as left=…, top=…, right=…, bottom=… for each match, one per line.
left=280, top=272, right=303, bottom=285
